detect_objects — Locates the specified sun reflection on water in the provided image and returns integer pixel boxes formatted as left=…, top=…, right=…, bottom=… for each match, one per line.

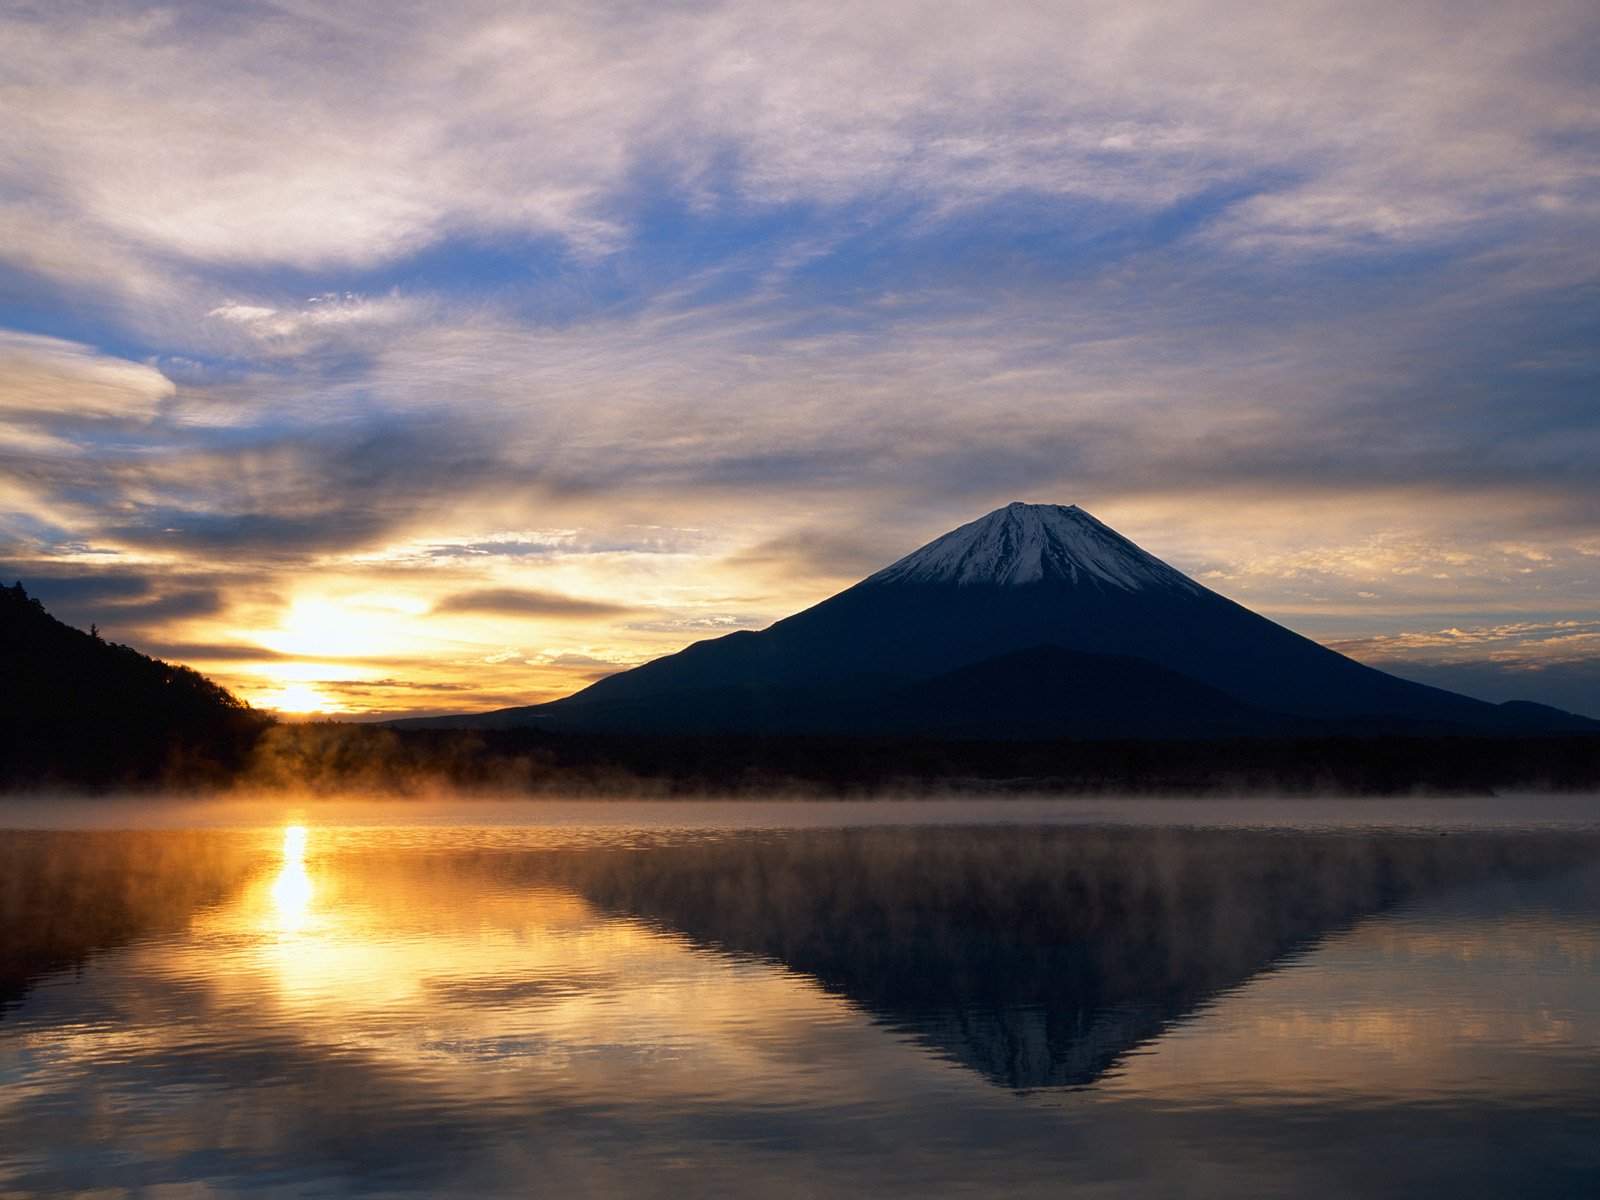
left=174, top=837, right=873, bottom=1096
left=269, top=824, right=313, bottom=928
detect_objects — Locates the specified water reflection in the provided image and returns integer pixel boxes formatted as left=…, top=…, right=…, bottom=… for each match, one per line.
left=0, top=828, right=265, bottom=1013
left=540, top=826, right=1600, bottom=1089
left=0, top=814, right=1597, bottom=1197
left=1103, top=895, right=1600, bottom=1108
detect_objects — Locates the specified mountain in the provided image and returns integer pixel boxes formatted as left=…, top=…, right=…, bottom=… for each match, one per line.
left=396, top=503, right=1598, bottom=738
left=0, top=583, right=272, bottom=785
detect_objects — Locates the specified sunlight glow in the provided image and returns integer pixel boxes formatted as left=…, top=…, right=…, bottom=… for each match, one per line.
left=262, top=683, right=345, bottom=714
left=258, top=597, right=426, bottom=660
left=243, top=662, right=386, bottom=685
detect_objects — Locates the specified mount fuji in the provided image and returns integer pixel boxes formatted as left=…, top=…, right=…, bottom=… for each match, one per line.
left=400, top=503, right=1597, bottom=738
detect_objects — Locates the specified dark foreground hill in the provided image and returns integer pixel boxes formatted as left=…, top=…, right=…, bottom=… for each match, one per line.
left=0, top=583, right=271, bottom=786
left=397, top=503, right=1599, bottom=739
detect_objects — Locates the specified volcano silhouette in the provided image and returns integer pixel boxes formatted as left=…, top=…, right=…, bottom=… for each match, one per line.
left=402, top=503, right=1596, bottom=738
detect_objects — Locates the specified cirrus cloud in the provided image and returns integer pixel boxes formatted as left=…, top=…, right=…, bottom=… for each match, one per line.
left=432, top=587, right=637, bottom=619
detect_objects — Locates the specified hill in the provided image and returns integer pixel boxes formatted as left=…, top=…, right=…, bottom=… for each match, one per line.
left=0, top=583, right=272, bottom=786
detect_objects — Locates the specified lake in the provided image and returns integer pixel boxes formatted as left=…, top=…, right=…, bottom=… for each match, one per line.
left=2, top=795, right=1598, bottom=1197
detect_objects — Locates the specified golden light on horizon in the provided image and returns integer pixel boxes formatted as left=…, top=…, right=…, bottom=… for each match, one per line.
left=260, top=682, right=346, bottom=714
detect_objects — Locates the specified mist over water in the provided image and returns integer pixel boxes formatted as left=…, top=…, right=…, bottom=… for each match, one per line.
left=2, top=796, right=1598, bottom=1197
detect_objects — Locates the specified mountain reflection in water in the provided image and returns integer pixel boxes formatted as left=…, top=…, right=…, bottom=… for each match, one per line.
left=0, top=828, right=264, bottom=1010
left=1, top=809, right=1598, bottom=1198
left=538, top=826, right=1600, bottom=1089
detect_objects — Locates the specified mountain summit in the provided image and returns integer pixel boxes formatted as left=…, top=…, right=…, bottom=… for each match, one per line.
left=865, top=502, right=1202, bottom=593
left=397, top=503, right=1597, bottom=738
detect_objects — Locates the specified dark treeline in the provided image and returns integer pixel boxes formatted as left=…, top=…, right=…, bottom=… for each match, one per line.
left=243, top=720, right=1600, bottom=796
left=0, top=583, right=272, bottom=787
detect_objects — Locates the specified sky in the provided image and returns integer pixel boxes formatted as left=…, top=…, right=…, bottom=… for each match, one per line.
left=2, top=0, right=1598, bottom=719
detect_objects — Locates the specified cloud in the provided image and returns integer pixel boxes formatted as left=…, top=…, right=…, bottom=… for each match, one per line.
left=723, top=527, right=904, bottom=586
left=136, top=641, right=296, bottom=664
left=1327, top=619, right=1600, bottom=664
left=209, top=304, right=280, bottom=324
left=0, top=560, right=263, bottom=639
left=203, top=293, right=425, bottom=358
left=1344, top=652, right=1600, bottom=720
left=433, top=588, right=635, bottom=619
left=3, top=0, right=1594, bottom=315
left=1323, top=618, right=1600, bottom=716
left=0, top=331, right=173, bottom=421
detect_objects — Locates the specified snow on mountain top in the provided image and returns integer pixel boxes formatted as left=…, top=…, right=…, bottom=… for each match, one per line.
left=863, top=502, right=1205, bottom=592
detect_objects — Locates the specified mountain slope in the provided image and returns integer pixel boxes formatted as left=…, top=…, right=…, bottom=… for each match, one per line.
left=429, top=646, right=1298, bottom=738
left=0, top=583, right=272, bottom=784
left=399, top=504, right=1598, bottom=737
left=869, top=646, right=1309, bottom=740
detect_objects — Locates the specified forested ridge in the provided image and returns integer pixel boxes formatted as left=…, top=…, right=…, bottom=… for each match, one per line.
left=0, top=583, right=271, bottom=785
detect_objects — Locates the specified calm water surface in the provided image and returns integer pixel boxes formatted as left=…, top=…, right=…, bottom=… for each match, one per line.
left=2, top=795, right=1598, bottom=1197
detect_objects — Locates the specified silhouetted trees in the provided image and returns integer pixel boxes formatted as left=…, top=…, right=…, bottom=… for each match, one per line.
left=245, top=721, right=1600, bottom=796
left=0, top=583, right=273, bottom=786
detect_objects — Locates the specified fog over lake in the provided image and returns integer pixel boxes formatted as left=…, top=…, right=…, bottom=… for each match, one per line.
left=3, top=796, right=1598, bottom=1197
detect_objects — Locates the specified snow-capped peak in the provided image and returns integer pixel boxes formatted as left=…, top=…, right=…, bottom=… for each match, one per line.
left=862, top=503, right=1204, bottom=592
